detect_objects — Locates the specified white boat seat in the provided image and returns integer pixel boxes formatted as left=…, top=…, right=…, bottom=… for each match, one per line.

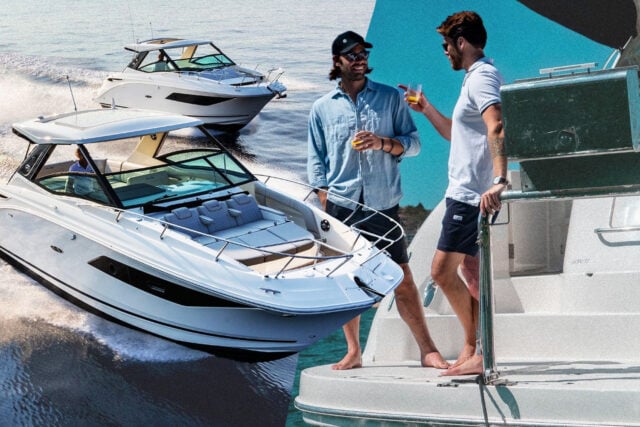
left=126, top=170, right=168, bottom=186
left=267, top=221, right=314, bottom=243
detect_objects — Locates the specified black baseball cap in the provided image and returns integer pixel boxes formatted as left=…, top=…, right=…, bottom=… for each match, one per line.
left=332, top=31, right=373, bottom=55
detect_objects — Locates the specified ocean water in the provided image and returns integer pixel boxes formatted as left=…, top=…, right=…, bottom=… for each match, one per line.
left=0, top=1, right=374, bottom=425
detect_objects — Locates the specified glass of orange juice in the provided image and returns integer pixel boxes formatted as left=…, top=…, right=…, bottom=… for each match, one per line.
left=406, top=83, right=422, bottom=105
left=351, top=133, right=364, bottom=148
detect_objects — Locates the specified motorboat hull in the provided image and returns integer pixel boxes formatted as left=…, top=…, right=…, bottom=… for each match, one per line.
left=0, top=202, right=370, bottom=356
left=95, top=76, right=276, bottom=130
left=295, top=195, right=640, bottom=426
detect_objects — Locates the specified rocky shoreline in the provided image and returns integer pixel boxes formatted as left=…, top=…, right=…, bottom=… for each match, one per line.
left=398, top=204, right=431, bottom=244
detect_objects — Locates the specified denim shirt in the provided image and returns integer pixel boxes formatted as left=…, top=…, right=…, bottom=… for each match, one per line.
left=307, top=79, right=420, bottom=210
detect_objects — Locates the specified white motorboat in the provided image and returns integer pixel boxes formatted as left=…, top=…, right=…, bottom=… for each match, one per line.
left=94, top=38, right=287, bottom=131
left=295, top=13, right=640, bottom=427
left=1, top=107, right=403, bottom=358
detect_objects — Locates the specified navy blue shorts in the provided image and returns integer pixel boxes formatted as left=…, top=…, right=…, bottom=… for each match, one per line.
left=326, top=201, right=409, bottom=264
left=437, top=198, right=480, bottom=256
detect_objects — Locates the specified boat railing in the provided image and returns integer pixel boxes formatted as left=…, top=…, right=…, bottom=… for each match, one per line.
left=107, top=208, right=352, bottom=279
left=594, top=195, right=640, bottom=235
left=81, top=175, right=403, bottom=279
left=256, top=174, right=404, bottom=263
left=480, top=64, right=640, bottom=384
left=479, top=184, right=640, bottom=384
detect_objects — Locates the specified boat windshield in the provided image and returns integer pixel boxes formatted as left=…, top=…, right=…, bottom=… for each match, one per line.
left=134, top=43, right=235, bottom=73
left=29, top=140, right=255, bottom=209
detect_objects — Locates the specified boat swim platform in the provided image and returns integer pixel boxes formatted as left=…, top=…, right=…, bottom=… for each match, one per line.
left=297, top=359, right=640, bottom=426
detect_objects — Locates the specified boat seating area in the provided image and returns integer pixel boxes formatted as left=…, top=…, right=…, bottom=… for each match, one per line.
left=163, top=193, right=315, bottom=265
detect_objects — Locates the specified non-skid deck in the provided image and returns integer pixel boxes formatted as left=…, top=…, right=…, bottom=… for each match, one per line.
left=296, top=360, right=640, bottom=426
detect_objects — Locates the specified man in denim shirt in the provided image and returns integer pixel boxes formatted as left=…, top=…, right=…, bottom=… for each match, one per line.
left=307, top=31, right=447, bottom=371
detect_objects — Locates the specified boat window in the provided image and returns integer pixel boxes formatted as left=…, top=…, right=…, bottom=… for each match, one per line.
left=32, top=144, right=112, bottom=204
left=127, top=52, right=147, bottom=70
left=165, top=43, right=234, bottom=71
left=100, top=149, right=254, bottom=208
left=136, top=51, right=177, bottom=73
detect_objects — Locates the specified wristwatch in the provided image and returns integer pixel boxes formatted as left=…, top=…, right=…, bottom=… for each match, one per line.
left=493, top=176, right=508, bottom=185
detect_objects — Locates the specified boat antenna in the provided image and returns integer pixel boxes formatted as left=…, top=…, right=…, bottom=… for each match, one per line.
left=66, top=75, right=78, bottom=112
left=127, top=1, right=136, bottom=42
left=149, top=21, right=154, bottom=39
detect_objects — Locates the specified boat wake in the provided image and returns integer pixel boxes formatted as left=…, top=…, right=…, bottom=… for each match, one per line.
left=0, top=263, right=210, bottom=362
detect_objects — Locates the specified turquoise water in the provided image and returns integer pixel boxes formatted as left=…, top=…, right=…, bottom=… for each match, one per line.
left=287, top=309, right=376, bottom=426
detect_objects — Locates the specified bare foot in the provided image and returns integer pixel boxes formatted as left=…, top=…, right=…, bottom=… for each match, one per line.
left=331, top=352, right=362, bottom=370
left=422, top=351, right=449, bottom=369
left=450, top=343, right=476, bottom=368
left=440, top=354, right=483, bottom=376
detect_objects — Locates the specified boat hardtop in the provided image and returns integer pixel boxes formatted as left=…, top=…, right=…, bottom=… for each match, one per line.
left=124, top=38, right=215, bottom=53
left=14, top=109, right=203, bottom=145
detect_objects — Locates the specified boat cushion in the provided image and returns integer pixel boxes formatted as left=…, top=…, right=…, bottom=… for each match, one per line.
left=226, top=193, right=268, bottom=226
left=164, top=207, right=207, bottom=237
left=197, top=199, right=238, bottom=233
left=164, top=196, right=315, bottom=265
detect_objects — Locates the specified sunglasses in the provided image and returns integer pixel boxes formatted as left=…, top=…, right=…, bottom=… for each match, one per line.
left=342, top=50, right=370, bottom=62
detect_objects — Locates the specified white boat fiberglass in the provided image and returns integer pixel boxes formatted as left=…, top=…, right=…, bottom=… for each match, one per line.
left=1, top=108, right=403, bottom=358
left=94, top=38, right=287, bottom=131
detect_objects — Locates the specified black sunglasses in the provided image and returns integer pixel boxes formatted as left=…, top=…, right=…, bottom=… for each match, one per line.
left=343, top=50, right=370, bottom=62
left=441, top=36, right=460, bottom=52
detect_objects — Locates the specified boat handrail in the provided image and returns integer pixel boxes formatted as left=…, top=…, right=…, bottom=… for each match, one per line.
left=594, top=194, right=640, bottom=235
left=479, top=184, right=640, bottom=384
left=78, top=174, right=403, bottom=278
left=256, top=174, right=405, bottom=262
left=112, top=208, right=355, bottom=278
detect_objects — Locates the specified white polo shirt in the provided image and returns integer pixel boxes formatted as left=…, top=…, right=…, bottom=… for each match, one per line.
left=445, top=57, right=504, bottom=206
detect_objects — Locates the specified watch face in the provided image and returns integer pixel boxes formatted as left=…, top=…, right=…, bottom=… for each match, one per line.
left=493, top=176, right=507, bottom=185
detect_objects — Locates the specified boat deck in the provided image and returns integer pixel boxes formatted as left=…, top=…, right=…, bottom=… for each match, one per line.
left=296, top=360, right=640, bottom=426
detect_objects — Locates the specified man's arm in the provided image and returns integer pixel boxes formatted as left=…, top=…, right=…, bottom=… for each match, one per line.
left=307, top=110, right=329, bottom=210
left=400, top=84, right=452, bottom=141
left=479, top=103, right=507, bottom=216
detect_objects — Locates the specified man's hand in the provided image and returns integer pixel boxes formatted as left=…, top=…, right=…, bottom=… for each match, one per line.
left=479, top=184, right=506, bottom=217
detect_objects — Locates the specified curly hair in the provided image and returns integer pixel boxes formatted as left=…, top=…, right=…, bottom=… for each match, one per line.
left=437, top=11, right=487, bottom=49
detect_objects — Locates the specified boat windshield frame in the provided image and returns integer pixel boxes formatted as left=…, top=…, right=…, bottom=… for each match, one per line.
left=18, top=132, right=257, bottom=210
left=128, top=42, right=236, bottom=73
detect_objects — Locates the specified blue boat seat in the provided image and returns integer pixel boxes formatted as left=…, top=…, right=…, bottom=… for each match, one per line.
left=226, top=193, right=283, bottom=229
left=197, top=199, right=238, bottom=236
left=164, top=195, right=316, bottom=265
left=163, top=207, right=207, bottom=238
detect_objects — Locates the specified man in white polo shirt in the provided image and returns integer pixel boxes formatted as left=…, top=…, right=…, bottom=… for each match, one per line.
left=407, top=11, right=507, bottom=375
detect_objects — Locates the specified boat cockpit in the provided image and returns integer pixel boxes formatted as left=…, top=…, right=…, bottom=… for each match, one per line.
left=126, top=40, right=237, bottom=74
left=18, top=131, right=255, bottom=210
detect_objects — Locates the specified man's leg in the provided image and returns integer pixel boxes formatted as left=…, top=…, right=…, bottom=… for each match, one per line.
left=460, top=254, right=480, bottom=301
left=431, top=249, right=477, bottom=367
left=440, top=254, right=483, bottom=376
left=395, top=263, right=449, bottom=368
left=332, top=316, right=363, bottom=370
